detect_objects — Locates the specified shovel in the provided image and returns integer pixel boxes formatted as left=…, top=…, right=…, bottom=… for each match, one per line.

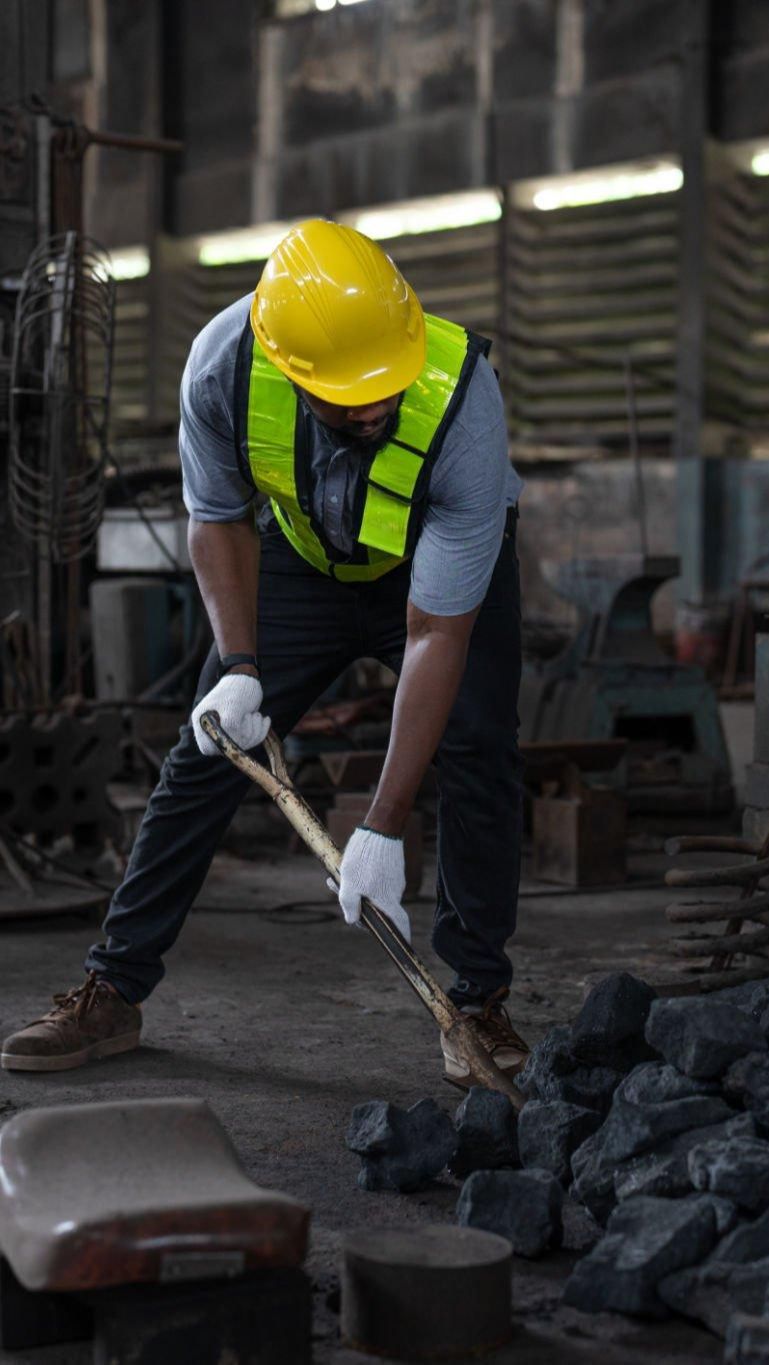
left=200, top=713, right=525, bottom=1110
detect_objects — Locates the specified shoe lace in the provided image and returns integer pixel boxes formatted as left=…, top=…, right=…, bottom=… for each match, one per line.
left=48, top=971, right=105, bottom=1023
left=475, top=987, right=530, bottom=1052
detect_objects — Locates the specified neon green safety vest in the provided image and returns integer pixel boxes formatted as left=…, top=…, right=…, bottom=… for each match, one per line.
left=235, top=313, right=490, bottom=582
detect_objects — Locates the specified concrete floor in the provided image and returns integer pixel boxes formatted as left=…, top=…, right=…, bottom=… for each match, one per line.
left=0, top=836, right=731, bottom=1365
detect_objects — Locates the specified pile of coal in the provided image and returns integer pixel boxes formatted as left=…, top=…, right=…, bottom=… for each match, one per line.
left=346, top=970, right=769, bottom=1341
left=557, top=976, right=769, bottom=1338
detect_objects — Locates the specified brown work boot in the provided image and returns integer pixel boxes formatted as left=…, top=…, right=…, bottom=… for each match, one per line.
left=1, top=972, right=142, bottom=1072
left=441, top=987, right=530, bottom=1089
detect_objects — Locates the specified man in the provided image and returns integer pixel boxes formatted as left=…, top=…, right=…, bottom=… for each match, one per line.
left=2, top=219, right=527, bottom=1086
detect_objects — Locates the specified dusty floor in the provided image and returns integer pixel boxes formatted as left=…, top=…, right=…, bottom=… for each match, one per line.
left=0, top=833, right=731, bottom=1365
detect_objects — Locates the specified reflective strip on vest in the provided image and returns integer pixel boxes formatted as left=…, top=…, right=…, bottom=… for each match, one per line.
left=245, top=313, right=474, bottom=581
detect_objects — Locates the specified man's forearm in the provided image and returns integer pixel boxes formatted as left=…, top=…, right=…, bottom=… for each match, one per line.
left=366, top=606, right=477, bottom=836
left=188, top=517, right=260, bottom=668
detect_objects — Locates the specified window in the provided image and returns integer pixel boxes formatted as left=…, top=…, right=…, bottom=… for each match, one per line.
left=275, top=0, right=371, bottom=16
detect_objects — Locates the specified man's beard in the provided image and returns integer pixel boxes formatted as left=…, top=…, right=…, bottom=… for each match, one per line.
left=345, top=403, right=402, bottom=455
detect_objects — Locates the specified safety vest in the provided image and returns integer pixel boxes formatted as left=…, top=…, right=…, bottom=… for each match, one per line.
left=235, top=313, right=490, bottom=582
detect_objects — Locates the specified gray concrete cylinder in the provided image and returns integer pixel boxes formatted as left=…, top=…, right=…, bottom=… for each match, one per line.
left=340, top=1224, right=512, bottom=1360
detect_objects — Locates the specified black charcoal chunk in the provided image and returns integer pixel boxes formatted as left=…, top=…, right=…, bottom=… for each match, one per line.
left=552, top=1065, right=624, bottom=1113
left=570, top=973, right=658, bottom=1070
left=518, top=1100, right=602, bottom=1186
left=688, top=1136, right=769, bottom=1212
left=563, top=1194, right=718, bottom=1318
left=658, top=1259, right=769, bottom=1339
left=516, top=1025, right=576, bottom=1097
left=449, top=1087, right=519, bottom=1177
left=710, top=1208, right=769, bottom=1265
left=574, top=1110, right=754, bottom=1226
left=724, top=1312, right=769, bottom=1363
left=724, top=1053, right=769, bottom=1128
left=346, top=1098, right=457, bottom=1192
left=683, top=1193, right=739, bottom=1237
left=516, top=1025, right=623, bottom=1113
left=616, top=1061, right=720, bottom=1107
left=645, top=998, right=766, bottom=1080
left=711, top=981, right=769, bottom=1021
left=614, top=1115, right=757, bottom=1206
left=456, top=1167, right=563, bottom=1259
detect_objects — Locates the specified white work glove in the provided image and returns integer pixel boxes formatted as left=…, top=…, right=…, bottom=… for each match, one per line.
left=328, top=826, right=412, bottom=943
left=191, top=674, right=271, bottom=756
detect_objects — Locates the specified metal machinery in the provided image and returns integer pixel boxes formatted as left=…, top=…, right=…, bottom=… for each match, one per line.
left=10, top=230, right=115, bottom=701
left=519, top=553, right=733, bottom=814
left=0, top=101, right=182, bottom=913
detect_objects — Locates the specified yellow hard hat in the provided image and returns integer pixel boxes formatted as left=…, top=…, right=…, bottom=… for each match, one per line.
left=251, top=219, right=426, bottom=405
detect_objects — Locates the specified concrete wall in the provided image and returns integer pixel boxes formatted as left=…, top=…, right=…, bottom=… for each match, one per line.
left=16, top=0, right=768, bottom=247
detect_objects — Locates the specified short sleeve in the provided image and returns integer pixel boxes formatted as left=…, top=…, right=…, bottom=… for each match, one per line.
left=179, top=297, right=257, bottom=523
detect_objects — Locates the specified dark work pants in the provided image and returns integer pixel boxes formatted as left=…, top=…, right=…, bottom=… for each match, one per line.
left=86, top=516, right=523, bottom=1007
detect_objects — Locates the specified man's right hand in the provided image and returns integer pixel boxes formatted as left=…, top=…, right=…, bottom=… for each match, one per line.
left=191, top=674, right=271, bottom=755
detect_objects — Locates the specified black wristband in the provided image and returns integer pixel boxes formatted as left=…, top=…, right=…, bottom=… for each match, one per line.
left=218, top=652, right=259, bottom=679
left=358, top=823, right=402, bottom=842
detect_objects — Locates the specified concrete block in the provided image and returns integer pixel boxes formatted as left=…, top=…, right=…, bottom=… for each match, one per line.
left=563, top=1194, right=718, bottom=1318
left=346, top=1099, right=456, bottom=1193
left=724, top=1313, right=769, bottom=1364
left=456, top=1168, right=563, bottom=1260
left=688, top=1136, right=769, bottom=1211
left=570, top=973, right=658, bottom=1071
left=518, top=1101, right=602, bottom=1187
left=645, top=998, right=766, bottom=1079
left=449, top=1088, right=518, bottom=1179
left=658, top=1259, right=769, bottom=1339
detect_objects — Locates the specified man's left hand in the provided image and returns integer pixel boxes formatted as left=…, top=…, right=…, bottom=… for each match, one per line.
left=330, top=826, right=412, bottom=943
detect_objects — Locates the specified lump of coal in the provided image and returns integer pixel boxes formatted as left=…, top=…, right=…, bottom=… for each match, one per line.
left=456, top=1167, right=563, bottom=1259
left=709, top=1208, right=769, bottom=1265
left=658, top=1259, right=769, bottom=1339
left=518, top=1100, right=602, bottom=1187
left=710, top=981, right=769, bottom=1021
left=448, top=1087, right=519, bottom=1177
left=724, top=1312, right=769, bottom=1364
left=573, top=1109, right=753, bottom=1226
left=724, top=1053, right=769, bottom=1128
left=613, top=1115, right=755, bottom=1210
left=688, top=1135, right=769, bottom=1212
left=682, top=1192, right=739, bottom=1237
left=616, top=1061, right=720, bottom=1106
left=346, top=1098, right=456, bottom=1192
left=516, top=1026, right=576, bottom=1102
left=563, top=1194, right=718, bottom=1318
left=517, top=1027, right=622, bottom=1114
left=645, top=997, right=766, bottom=1080
left=570, top=973, right=658, bottom=1071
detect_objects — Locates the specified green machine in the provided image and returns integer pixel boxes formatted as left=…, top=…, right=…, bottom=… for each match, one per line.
left=519, top=554, right=733, bottom=813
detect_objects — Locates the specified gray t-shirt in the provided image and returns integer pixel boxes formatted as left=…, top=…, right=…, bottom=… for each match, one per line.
left=180, top=295, right=523, bottom=616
